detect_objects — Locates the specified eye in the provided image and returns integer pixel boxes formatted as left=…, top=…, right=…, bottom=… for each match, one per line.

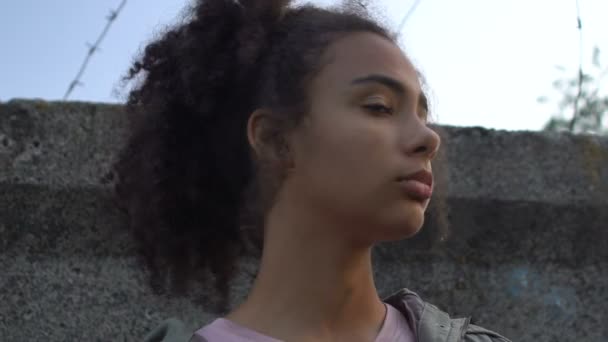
left=363, top=103, right=394, bottom=115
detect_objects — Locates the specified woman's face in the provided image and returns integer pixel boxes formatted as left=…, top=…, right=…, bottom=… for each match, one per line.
left=286, top=32, right=441, bottom=245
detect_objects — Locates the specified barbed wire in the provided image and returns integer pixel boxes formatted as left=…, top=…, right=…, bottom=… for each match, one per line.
left=569, top=0, right=584, bottom=131
left=397, top=0, right=422, bottom=34
left=63, top=0, right=127, bottom=100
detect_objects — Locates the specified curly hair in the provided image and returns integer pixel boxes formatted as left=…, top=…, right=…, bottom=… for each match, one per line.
left=113, top=0, right=447, bottom=310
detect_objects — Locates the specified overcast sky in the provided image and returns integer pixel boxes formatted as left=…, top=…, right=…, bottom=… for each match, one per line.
left=1, top=0, right=607, bottom=131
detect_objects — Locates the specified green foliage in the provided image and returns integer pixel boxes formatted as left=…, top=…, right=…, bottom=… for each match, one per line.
left=540, top=47, right=608, bottom=135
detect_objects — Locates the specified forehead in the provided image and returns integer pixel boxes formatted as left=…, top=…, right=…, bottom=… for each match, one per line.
left=313, top=32, right=420, bottom=94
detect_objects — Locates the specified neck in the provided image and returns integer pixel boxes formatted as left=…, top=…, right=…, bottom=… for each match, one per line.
left=227, top=192, right=386, bottom=341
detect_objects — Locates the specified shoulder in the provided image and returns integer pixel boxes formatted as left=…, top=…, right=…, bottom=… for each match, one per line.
left=422, top=302, right=512, bottom=342
left=383, top=288, right=512, bottom=342
left=143, top=318, right=204, bottom=342
left=463, top=323, right=512, bottom=342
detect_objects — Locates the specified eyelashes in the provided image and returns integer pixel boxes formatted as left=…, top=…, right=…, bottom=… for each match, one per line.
left=363, top=103, right=394, bottom=115
left=362, top=103, right=430, bottom=124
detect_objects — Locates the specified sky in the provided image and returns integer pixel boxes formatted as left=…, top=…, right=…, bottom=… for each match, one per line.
left=1, top=0, right=607, bottom=131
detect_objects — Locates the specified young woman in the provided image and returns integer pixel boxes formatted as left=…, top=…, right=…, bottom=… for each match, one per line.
left=114, top=0, right=511, bottom=341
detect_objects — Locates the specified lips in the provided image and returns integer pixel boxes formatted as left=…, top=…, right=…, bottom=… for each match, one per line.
left=397, top=169, right=433, bottom=201
left=399, top=169, right=433, bottom=188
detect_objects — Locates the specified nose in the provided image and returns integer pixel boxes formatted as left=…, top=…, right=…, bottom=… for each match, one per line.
left=406, top=123, right=441, bottom=161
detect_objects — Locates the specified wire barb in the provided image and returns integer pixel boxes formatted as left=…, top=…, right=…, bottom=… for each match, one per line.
left=63, top=0, right=127, bottom=100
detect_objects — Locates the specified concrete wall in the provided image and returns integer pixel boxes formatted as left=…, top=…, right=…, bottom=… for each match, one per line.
left=1, top=99, right=607, bottom=341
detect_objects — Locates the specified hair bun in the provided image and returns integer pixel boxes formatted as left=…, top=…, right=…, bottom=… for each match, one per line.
left=233, top=0, right=292, bottom=73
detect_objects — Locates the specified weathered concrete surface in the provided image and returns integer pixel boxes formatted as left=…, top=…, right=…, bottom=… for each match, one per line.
left=1, top=99, right=607, bottom=341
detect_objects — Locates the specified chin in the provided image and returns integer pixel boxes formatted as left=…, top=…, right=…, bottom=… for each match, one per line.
left=394, top=220, right=424, bottom=240
left=376, top=203, right=426, bottom=241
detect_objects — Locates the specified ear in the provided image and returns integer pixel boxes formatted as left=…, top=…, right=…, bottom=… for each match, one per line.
left=247, top=109, right=293, bottom=168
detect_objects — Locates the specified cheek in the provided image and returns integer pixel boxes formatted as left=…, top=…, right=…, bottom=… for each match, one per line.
left=292, top=113, right=426, bottom=240
left=300, top=113, right=394, bottom=204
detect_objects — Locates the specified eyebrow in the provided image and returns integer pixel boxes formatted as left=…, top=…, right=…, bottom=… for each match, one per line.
left=350, top=74, right=429, bottom=115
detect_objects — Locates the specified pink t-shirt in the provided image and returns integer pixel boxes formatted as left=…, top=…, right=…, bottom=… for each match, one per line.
left=193, top=303, right=414, bottom=341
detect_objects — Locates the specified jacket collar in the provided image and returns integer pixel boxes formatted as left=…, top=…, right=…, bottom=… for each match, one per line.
left=145, top=288, right=472, bottom=342
left=383, top=288, right=471, bottom=342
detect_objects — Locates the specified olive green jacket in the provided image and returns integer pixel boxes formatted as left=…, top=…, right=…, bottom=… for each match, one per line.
left=144, top=288, right=511, bottom=342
